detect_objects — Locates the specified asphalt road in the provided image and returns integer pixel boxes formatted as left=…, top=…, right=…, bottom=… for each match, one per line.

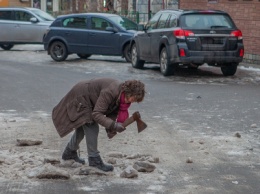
left=0, top=45, right=259, bottom=194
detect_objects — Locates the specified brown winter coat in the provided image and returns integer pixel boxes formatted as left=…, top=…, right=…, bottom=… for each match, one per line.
left=52, top=78, right=122, bottom=138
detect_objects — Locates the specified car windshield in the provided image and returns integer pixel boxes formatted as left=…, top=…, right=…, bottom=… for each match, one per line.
left=31, top=9, right=55, bottom=21
left=180, top=14, right=234, bottom=29
left=108, top=16, right=137, bottom=30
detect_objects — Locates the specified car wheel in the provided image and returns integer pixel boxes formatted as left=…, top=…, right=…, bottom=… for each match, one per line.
left=221, top=63, right=238, bottom=76
left=77, top=54, right=92, bottom=59
left=0, top=44, right=14, bottom=50
left=160, top=47, right=174, bottom=76
left=49, top=41, right=68, bottom=62
left=123, top=44, right=131, bottom=62
left=131, top=43, right=144, bottom=69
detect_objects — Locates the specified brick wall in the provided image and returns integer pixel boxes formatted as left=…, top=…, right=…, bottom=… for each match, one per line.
left=179, top=0, right=260, bottom=64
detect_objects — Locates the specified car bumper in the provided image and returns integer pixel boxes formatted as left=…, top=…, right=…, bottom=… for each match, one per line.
left=169, top=43, right=244, bottom=65
left=180, top=55, right=243, bottom=65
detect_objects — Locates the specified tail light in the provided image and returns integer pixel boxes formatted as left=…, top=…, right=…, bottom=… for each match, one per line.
left=179, top=48, right=186, bottom=57
left=239, top=48, right=244, bottom=57
left=174, top=29, right=194, bottom=39
left=231, top=30, right=243, bottom=40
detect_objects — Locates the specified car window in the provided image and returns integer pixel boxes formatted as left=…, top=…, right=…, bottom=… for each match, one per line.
left=30, top=9, right=54, bottom=21
left=167, top=14, right=177, bottom=28
left=157, top=13, right=170, bottom=29
left=63, top=17, right=87, bottom=29
left=91, top=17, right=112, bottom=31
left=0, top=11, right=12, bottom=20
left=145, top=12, right=162, bottom=31
left=14, top=11, right=33, bottom=22
left=108, top=16, right=137, bottom=30
left=180, top=14, right=234, bottom=29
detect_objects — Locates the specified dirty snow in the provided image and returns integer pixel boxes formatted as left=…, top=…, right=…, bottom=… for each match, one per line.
left=0, top=109, right=259, bottom=193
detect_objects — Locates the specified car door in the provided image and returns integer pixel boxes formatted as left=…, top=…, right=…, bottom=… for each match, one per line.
left=12, top=10, right=40, bottom=42
left=61, top=16, right=89, bottom=53
left=0, top=10, right=16, bottom=42
left=88, top=16, right=120, bottom=55
left=150, top=12, right=171, bottom=62
left=137, top=12, right=162, bottom=60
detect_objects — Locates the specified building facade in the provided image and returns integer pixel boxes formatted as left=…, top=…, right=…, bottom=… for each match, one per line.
left=0, top=0, right=58, bottom=12
left=179, top=0, right=260, bottom=64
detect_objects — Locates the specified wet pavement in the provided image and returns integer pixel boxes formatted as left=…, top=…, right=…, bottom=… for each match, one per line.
left=0, top=44, right=259, bottom=194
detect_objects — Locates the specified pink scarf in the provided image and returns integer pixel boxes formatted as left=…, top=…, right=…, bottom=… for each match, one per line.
left=116, top=92, right=131, bottom=123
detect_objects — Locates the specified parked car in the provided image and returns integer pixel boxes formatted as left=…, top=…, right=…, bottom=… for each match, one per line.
left=0, top=7, right=55, bottom=50
left=130, top=9, right=244, bottom=76
left=43, top=13, right=140, bottom=62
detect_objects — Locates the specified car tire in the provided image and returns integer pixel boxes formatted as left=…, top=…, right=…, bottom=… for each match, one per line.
left=131, top=43, right=144, bottom=69
left=123, top=43, right=131, bottom=62
left=160, top=47, right=174, bottom=76
left=49, top=41, right=68, bottom=62
left=0, top=44, right=14, bottom=50
left=77, top=54, right=92, bottom=59
left=221, top=63, right=238, bottom=76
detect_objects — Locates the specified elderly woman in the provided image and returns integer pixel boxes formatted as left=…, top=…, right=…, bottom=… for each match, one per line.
left=52, top=78, right=145, bottom=172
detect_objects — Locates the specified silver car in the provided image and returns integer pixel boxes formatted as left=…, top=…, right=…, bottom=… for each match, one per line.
left=0, top=7, right=55, bottom=50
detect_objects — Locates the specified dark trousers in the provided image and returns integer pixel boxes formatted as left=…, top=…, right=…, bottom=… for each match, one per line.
left=67, top=122, right=100, bottom=157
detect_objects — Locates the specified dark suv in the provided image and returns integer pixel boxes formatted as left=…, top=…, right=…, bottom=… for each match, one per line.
left=131, top=9, right=244, bottom=76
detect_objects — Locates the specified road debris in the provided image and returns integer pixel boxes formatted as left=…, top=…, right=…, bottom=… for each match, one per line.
left=120, top=165, right=138, bottom=178
left=235, top=132, right=241, bottom=138
left=16, top=138, right=43, bottom=146
left=186, top=157, right=193, bottom=163
left=27, top=163, right=70, bottom=179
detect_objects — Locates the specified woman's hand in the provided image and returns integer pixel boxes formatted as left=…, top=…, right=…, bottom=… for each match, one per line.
left=113, top=122, right=126, bottom=133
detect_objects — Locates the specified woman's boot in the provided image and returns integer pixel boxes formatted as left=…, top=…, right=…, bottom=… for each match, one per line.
left=62, top=146, right=85, bottom=164
left=88, top=155, right=114, bottom=172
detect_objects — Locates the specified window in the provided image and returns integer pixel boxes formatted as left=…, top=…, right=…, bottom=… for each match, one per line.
left=167, top=14, right=177, bottom=28
left=91, top=17, right=112, bottom=30
left=109, top=16, right=137, bottom=30
left=63, top=17, right=87, bottom=29
left=157, top=13, right=170, bottom=29
left=14, top=11, right=33, bottom=22
left=180, top=14, right=234, bottom=29
left=0, top=11, right=12, bottom=20
left=33, top=0, right=41, bottom=9
left=145, top=12, right=161, bottom=31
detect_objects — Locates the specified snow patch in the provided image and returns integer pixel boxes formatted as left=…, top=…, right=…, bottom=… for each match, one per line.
left=78, top=186, right=100, bottom=191
left=239, top=66, right=260, bottom=72
left=147, top=184, right=164, bottom=191
left=0, top=110, right=50, bottom=122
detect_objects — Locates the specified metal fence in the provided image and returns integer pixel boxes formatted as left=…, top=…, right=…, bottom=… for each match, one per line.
left=49, top=10, right=154, bottom=25
left=114, top=11, right=155, bottom=24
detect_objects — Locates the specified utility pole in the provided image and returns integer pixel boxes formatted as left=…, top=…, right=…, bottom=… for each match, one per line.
left=148, top=0, right=151, bottom=20
left=162, top=0, right=165, bottom=9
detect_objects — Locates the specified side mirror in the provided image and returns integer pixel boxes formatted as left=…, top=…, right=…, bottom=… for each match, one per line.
left=30, top=17, right=38, bottom=23
left=106, top=26, right=119, bottom=33
left=137, top=24, right=144, bottom=31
